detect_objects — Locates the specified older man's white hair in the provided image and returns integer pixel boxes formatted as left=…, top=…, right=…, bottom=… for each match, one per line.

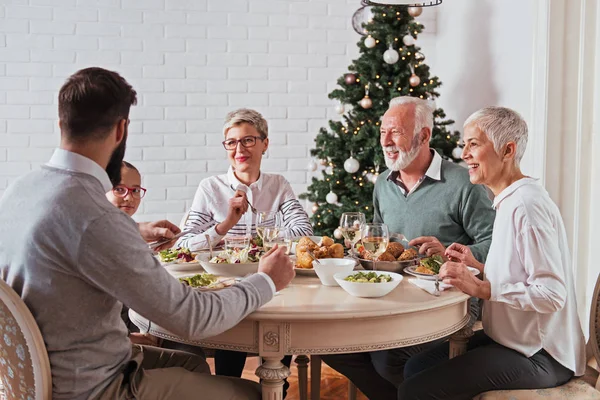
left=223, top=108, right=268, bottom=139
left=388, top=96, right=435, bottom=137
left=464, top=107, right=528, bottom=166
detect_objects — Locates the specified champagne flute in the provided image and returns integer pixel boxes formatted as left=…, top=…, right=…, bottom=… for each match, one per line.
left=339, top=212, right=366, bottom=256
left=263, top=227, right=292, bottom=255
left=361, top=223, right=389, bottom=271
left=256, top=210, right=280, bottom=246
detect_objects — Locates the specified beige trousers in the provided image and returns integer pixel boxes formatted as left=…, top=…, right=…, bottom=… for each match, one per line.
left=95, top=345, right=261, bottom=400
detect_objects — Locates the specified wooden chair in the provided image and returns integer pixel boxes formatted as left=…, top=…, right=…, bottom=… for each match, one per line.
left=473, top=273, right=600, bottom=400
left=0, top=279, right=52, bottom=400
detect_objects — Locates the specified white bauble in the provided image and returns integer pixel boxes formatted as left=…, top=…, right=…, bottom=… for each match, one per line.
left=409, top=74, right=421, bottom=87
left=326, top=191, right=338, bottom=204
left=311, top=204, right=319, bottom=213
left=325, top=166, right=334, bottom=175
left=367, top=172, right=379, bottom=184
left=334, top=228, right=343, bottom=240
left=308, top=159, right=318, bottom=171
left=343, top=156, right=360, bottom=173
left=364, top=36, right=376, bottom=49
left=359, top=96, right=373, bottom=109
left=452, top=146, right=463, bottom=159
left=383, top=47, right=400, bottom=64
left=402, top=34, right=416, bottom=47
left=335, top=103, right=345, bottom=114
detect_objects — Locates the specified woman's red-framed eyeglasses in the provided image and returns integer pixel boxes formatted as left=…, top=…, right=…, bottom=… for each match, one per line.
left=112, top=185, right=147, bottom=199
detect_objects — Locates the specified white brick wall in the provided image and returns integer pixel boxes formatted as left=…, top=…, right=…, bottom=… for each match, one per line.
left=0, top=0, right=371, bottom=223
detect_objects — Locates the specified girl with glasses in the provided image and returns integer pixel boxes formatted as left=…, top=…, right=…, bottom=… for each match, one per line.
left=106, top=161, right=146, bottom=217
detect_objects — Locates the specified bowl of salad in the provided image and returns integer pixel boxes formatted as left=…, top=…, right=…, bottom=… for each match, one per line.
left=334, top=271, right=403, bottom=298
left=195, top=245, right=263, bottom=277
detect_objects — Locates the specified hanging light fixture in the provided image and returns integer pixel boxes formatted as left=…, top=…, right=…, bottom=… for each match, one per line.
left=362, top=0, right=442, bottom=6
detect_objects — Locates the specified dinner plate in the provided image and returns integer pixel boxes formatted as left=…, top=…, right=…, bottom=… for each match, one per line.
left=179, top=274, right=240, bottom=291
left=163, top=261, right=204, bottom=273
left=404, top=265, right=480, bottom=281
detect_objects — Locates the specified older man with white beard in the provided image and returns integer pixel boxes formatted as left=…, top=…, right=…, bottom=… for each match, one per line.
left=321, top=97, right=495, bottom=400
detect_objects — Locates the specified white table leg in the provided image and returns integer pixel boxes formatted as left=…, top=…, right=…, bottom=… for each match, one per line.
left=310, top=355, right=321, bottom=400
left=449, top=326, right=474, bottom=359
left=256, top=356, right=290, bottom=400
left=295, top=355, right=309, bottom=400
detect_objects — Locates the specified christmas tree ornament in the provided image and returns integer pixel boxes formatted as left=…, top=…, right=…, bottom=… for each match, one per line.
left=452, top=146, right=463, bottom=159
left=311, top=204, right=319, bottom=213
left=320, top=159, right=328, bottom=166
left=307, top=159, right=318, bottom=172
left=408, top=6, right=423, bottom=17
left=335, top=103, right=345, bottom=114
left=360, top=96, right=372, bottom=109
left=364, top=35, right=376, bottom=48
left=383, top=46, right=400, bottom=64
left=333, top=228, right=343, bottom=240
left=344, top=155, right=360, bottom=173
left=402, top=34, right=416, bottom=47
left=352, top=5, right=374, bottom=35
left=344, top=73, right=357, bottom=85
left=325, top=165, right=334, bottom=175
left=415, top=52, right=425, bottom=61
left=409, top=74, right=421, bottom=87
left=326, top=191, right=338, bottom=204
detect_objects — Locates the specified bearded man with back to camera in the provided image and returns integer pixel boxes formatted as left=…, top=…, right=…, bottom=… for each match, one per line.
left=320, top=96, right=496, bottom=399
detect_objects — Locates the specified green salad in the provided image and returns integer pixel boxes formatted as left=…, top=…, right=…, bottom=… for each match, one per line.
left=419, top=255, right=444, bottom=274
left=179, top=273, right=218, bottom=288
left=344, top=271, right=392, bottom=283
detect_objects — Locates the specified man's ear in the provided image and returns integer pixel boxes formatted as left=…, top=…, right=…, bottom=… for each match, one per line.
left=115, top=119, right=127, bottom=145
left=420, top=127, right=432, bottom=144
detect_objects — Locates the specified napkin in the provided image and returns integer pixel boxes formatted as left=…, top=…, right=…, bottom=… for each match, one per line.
left=408, top=278, right=453, bottom=295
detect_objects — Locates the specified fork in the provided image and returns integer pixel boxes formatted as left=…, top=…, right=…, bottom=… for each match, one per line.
left=433, top=274, right=441, bottom=297
left=229, top=185, right=258, bottom=214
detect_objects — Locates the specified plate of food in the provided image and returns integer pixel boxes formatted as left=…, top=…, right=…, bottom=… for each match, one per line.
left=157, top=248, right=202, bottom=272
left=404, top=255, right=480, bottom=280
left=356, top=241, right=420, bottom=273
left=196, top=244, right=263, bottom=277
left=293, top=236, right=344, bottom=274
left=179, top=272, right=239, bottom=291
left=334, top=271, right=403, bottom=298
left=290, top=235, right=322, bottom=255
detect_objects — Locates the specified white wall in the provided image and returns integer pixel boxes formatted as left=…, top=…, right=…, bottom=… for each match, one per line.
left=0, top=0, right=538, bottom=224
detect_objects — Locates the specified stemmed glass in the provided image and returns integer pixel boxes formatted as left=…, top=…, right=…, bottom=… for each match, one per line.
left=256, top=210, right=281, bottom=246
left=361, top=223, right=389, bottom=271
left=263, top=227, right=292, bottom=255
left=340, top=212, right=366, bottom=256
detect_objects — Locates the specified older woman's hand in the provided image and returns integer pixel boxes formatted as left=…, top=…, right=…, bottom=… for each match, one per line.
left=445, top=243, right=484, bottom=273
left=439, top=261, right=490, bottom=300
left=409, top=236, right=446, bottom=257
left=216, top=190, right=249, bottom=235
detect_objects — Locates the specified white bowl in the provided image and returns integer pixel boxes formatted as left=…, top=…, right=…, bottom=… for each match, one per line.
left=313, top=258, right=356, bottom=286
left=196, top=253, right=259, bottom=277
left=334, top=271, right=403, bottom=298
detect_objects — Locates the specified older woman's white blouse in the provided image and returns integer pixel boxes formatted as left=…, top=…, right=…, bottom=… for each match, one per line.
left=177, top=167, right=313, bottom=251
left=482, top=178, right=586, bottom=375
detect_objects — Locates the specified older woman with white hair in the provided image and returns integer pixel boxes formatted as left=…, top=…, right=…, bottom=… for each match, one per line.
left=176, top=108, right=312, bottom=397
left=397, top=107, right=586, bottom=399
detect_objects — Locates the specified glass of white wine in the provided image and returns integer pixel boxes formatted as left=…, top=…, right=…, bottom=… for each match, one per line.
left=263, top=227, right=292, bottom=255
left=256, top=210, right=280, bottom=246
left=361, top=223, right=390, bottom=271
left=340, top=212, right=366, bottom=256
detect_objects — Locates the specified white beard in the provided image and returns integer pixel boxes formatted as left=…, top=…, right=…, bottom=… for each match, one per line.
left=383, top=133, right=422, bottom=171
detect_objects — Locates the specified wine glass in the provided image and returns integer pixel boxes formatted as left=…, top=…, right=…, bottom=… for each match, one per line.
left=340, top=212, right=366, bottom=256
left=361, top=223, right=389, bottom=271
left=263, top=227, right=292, bottom=255
left=256, top=210, right=280, bottom=247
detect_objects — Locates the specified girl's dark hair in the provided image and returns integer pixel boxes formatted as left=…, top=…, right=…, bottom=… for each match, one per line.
left=122, top=161, right=139, bottom=173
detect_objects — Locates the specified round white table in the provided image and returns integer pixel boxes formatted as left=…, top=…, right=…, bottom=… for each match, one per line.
left=130, top=269, right=471, bottom=400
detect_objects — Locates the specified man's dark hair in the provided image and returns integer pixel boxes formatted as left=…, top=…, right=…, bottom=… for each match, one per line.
left=58, top=67, right=137, bottom=142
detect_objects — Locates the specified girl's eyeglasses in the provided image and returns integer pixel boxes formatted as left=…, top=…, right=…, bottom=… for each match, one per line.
left=112, top=185, right=147, bottom=199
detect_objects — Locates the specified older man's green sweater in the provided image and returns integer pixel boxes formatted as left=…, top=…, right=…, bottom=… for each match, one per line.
left=373, top=159, right=495, bottom=262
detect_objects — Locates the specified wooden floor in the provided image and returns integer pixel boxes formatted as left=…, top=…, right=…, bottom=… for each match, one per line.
left=206, top=356, right=368, bottom=400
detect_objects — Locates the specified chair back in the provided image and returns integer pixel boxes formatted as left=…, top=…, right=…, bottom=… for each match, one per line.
left=589, top=273, right=600, bottom=372
left=0, top=279, right=51, bottom=400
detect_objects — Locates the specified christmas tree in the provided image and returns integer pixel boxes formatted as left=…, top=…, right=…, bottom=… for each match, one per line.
left=300, top=5, right=461, bottom=237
